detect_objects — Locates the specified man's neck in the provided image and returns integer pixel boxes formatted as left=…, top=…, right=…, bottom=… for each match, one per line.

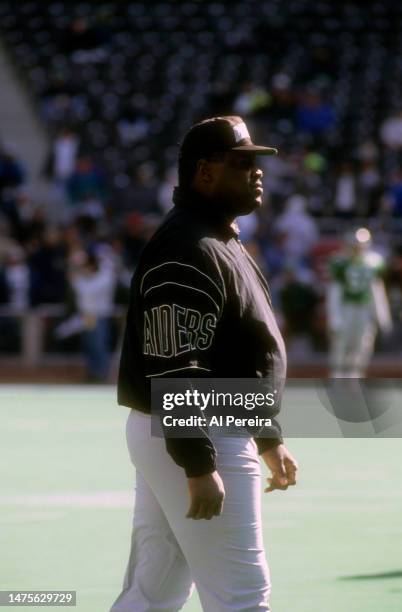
left=172, top=186, right=238, bottom=236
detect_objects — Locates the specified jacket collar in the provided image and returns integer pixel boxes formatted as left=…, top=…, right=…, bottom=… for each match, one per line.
left=172, top=187, right=239, bottom=238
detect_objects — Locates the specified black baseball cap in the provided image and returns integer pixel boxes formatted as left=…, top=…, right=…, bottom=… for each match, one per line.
left=179, top=116, right=278, bottom=159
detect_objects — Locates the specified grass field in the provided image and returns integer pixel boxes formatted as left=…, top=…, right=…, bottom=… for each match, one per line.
left=0, top=385, right=401, bottom=612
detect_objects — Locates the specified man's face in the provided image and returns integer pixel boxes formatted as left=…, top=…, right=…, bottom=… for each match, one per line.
left=206, top=152, right=264, bottom=216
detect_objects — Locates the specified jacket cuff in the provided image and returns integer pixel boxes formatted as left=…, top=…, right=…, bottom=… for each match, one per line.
left=165, top=437, right=217, bottom=478
left=254, top=436, right=283, bottom=454
left=184, top=455, right=217, bottom=478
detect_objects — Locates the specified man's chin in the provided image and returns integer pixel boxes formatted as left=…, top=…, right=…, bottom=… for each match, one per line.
left=243, top=197, right=262, bottom=214
left=237, top=203, right=260, bottom=216
left=223, top=196, right=261, bottom=216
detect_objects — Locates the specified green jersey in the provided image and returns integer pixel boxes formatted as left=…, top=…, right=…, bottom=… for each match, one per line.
left=329, top=251, right=385, bottom=304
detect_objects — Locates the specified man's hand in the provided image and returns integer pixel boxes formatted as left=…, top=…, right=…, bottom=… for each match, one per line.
left=186, top=470, right=225, bottom=520
left=262, top=444, right=298, bottom=493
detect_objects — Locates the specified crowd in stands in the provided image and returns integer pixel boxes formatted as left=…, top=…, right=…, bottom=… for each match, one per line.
left=2, top=1, right=402, bottom=374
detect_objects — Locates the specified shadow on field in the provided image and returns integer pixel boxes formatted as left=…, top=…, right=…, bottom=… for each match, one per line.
left=339, top=570, right=402, bottom=581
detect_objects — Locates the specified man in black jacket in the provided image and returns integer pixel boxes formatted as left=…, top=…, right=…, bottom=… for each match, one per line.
left=111, top=116, right=298, bottom=612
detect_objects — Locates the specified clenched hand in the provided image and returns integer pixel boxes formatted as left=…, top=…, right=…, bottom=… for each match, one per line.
left=186, top=470, right=225, bottom=520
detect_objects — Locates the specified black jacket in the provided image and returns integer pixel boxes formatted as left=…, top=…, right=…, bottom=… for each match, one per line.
left=118, top=188, right=287, bottom=477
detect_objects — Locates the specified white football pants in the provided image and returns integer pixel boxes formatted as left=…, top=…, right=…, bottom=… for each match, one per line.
left=330, top=303, right=376, bottom=377
left=110, top=409, right=271, bottom=612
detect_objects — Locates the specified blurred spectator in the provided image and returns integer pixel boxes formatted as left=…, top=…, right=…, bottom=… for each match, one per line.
left=233, top=82, right=270, bottom=117
left=28, top=227, right=67, bottom=305
left=385, top=170, right=402, bottom=216
left=46, top=127, right=80, bottom=185
left=300, top=149, right=328, bottom=215
left=310, top=237, right=343, bottom=285
left=117, top=106, right=150, bottom=147
left=0, top=145, right=26, bottom=220
left=70, top=251, right=117, bottom=382
left=358, top=160, right=382, bottom=216
left=3, top=247, right=30, bottom=312
left=65, top=223, right=88, bottom=264
left=279, top=265, right=320, bottom=344
left=387, top=245, right=402, bottom=325
left=122, top=163, right=160, bottom=215
left=0, top=265, right=8, bottom=304
left=66, top=155, right=108, bottom=212
left=40, top=74, right=81, bottom=123
left=274, top=194, right=319, bottom=262
left=268, top=74, right=296, bottom=133
left=62, top=18, right=109, bottom=63
left=121, top=211, right=148, bottom=269
left=3, top=190, right=51, bottom=248
left=0, top=246, right=28, bottom=353
left=380, top=110, right=402, bottom=150
left=303, top=150, right=327, bottom=175
left=260, top=153, right=297, bottom=211
left=0, top=216, right=20, bottom=263
left=356, top=140, right=379, bottom=163
left=261, top=232, right=288, bottom=286
left=75, top=193, right=105, bottom=223
left=296, top=90, right=335, bottom=137
left=333, top=162, right=358, bottom=218
left=95, top=238, right=122, bottom=279
left=4, top=0, right=402, bottom=365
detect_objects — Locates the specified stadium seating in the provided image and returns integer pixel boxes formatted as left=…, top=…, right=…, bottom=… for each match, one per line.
left=1, top=0, right=402, bottom=214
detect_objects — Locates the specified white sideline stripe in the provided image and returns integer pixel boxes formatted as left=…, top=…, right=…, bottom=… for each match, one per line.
left=140, top=261, right=224, bottom=306
left=0, top=491, right=133, bottom=509
left=146, top=365, right=211, bottom=378
left=143, top=282, right=221, bottom=313
left=1, top=511, right=66, bottom=523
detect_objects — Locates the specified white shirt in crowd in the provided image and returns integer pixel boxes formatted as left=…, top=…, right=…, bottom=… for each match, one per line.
left=274, top=194, right=319, bottom=259
left=334, top=174, right=357, bottom=212
left=380, top=113, right=402, bottom=150
left=72, top=265, right=116, bottom=318
left=5, top=263, right=29, bottom=311
left=54, top=133, right=79, bottom=180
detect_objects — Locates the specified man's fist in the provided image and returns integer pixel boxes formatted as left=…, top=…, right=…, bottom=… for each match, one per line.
left=186, top=470, right=225, bottom=520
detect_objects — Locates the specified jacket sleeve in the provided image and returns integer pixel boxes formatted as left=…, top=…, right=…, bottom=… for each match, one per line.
left=254, top=423, right=283, bottom=453
left=252, top=390, right=284, bottom=453
left=139, top=246, right=225, bottom=477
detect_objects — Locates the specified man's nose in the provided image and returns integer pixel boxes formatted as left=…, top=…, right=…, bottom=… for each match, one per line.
left=252, top=166, right=263, bottom=179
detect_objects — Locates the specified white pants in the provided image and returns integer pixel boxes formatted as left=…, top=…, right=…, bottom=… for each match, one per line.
left=330, top=304, right=376, bottom=377
left=110, top=409, right=271, bottom=612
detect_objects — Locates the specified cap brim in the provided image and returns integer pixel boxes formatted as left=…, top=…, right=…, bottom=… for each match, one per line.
left=230, top=145, right=278, bottom=155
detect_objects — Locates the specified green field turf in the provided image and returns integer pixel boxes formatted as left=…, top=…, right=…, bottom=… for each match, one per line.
left=0, top=385, right=401, bottom=611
